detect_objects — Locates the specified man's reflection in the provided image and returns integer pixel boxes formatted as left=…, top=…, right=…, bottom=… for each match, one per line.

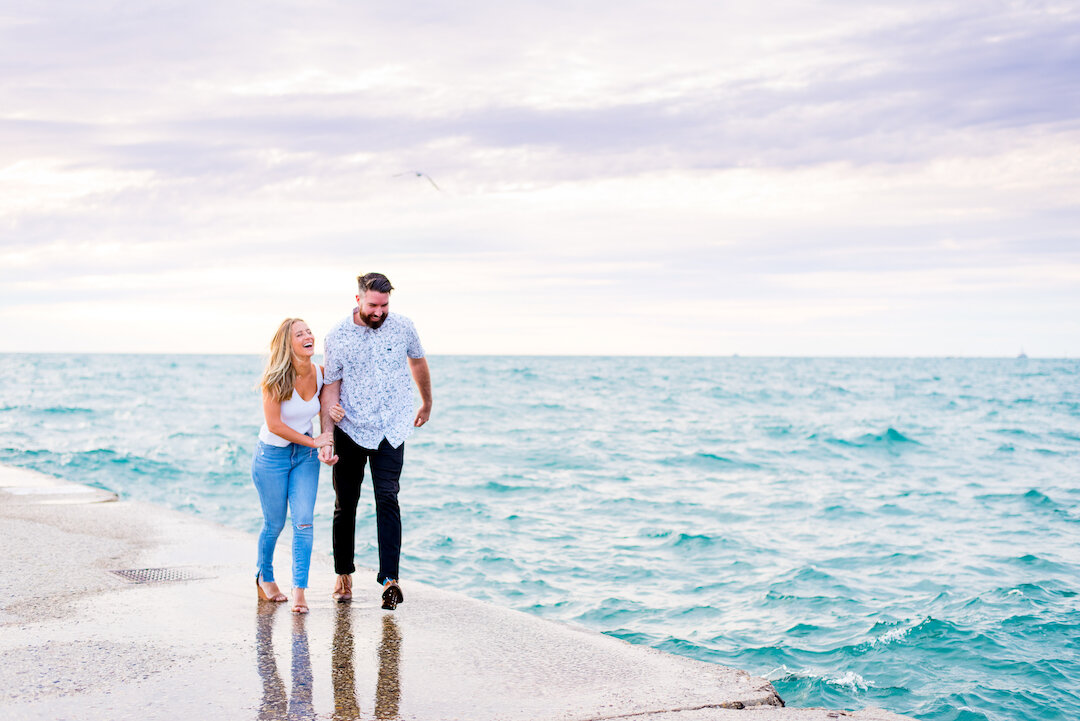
left=331, top=606, right=360, bottom=720
left=375, top=614, right=402, bottom=720
left=331, top=607, right=403, bottom=721
left=255, top=605, right=315, bottom=720
left=256, top=604, right=402, bottom=720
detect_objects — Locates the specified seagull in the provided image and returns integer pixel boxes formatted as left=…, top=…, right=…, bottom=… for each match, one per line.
left=394, top=171, right=441, bottom=191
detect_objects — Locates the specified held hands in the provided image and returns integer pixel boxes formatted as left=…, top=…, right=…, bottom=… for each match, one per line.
left=414, top=403, right=432, bottom=427
left=314, top=431, right=338, bottom=465
left=317, top=405, right=344, bottom=465
left=318, top=444, right=339, bottom=466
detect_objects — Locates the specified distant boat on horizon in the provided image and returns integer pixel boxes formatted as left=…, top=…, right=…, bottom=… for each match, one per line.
left=1017, top=348, right=1028, bottom=359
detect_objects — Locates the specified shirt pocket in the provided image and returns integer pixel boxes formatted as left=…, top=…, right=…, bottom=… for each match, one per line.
left=376, top=343, right=405, bottom=369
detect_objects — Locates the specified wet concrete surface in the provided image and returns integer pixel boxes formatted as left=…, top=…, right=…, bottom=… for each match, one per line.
left=0, top=465, right=911, bottom=720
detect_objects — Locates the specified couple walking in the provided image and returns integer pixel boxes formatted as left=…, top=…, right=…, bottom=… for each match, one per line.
left=251, top=272, right=432, bottom=614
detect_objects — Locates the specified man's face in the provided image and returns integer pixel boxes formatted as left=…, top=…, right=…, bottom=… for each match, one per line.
left=356, top=290, right=390, bottom=328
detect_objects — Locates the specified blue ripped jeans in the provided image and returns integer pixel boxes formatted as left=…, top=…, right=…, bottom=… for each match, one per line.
left=251, top=440, right=319, bottom=588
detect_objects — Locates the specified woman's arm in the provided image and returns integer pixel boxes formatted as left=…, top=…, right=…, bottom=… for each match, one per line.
left=262, top=393, right=332, bottom=448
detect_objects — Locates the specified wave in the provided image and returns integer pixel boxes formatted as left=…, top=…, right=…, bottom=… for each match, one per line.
left=856, top=428, right=920, bottom=445
left=994, top=427, right=1041, bottom=438
left=603, top=628, right=665, bottom=647
left=975, top=488, right=1065, bottom=513
left=1005, top=553, right=1075, bottom=573
left=58, top=448, right=184, bottom=482
left=662, top=452, right=762, bottom=469
left=668, top=532, right=726, bottom=553
left=765, top=664, right=874, bottom=691
left=861, top=617, right=930, bottom=649
left=36, top=405, right=96, bottom=415
left=807, top=384, right=853, bottom=398
left=527, top=402, right=564, bottom=411
left=1022, top=489, right=1057, bottom=507
left=483, top=480, right=531, bottom=493
left=812, top=427, right=922, bottom=450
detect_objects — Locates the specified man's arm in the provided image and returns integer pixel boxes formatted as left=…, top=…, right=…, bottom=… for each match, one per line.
left=318, top=379, right=341, bottom=464
left=409, top=357, right=432, bottom=427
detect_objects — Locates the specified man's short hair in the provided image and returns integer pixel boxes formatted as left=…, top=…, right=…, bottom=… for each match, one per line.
left=358, top=272, right=394, bottom=295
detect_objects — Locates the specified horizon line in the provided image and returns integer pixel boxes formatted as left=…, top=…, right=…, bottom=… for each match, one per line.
left=0, top=351, right=1069, bottom=360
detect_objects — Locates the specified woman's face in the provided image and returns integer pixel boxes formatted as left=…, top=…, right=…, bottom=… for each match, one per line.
left=290, top=321, right=315, bottom=360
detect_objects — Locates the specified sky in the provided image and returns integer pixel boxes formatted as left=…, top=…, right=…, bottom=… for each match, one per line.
left=1, top=0, right=1078, bottom=356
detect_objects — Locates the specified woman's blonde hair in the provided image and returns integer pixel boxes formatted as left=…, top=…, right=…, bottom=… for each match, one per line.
left=260, top=317, right=305, bottom=402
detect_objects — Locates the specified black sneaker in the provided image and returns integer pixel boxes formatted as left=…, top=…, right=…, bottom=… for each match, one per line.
left=381, top=579, right=404, bottom=610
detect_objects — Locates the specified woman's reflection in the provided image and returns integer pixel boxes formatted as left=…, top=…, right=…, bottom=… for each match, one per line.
left=256, top=604, right=287, bottom=720
left=256, top=604, right=315, bottom=720
left=289, top=614, right=315, bottom=718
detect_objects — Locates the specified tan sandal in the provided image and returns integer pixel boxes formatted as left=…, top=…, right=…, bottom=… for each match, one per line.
left=331, top=574, right=352, bottom=602
left=256, top=573, right=287, bottom=603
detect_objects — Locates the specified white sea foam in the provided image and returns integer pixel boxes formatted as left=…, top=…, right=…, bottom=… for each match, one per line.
left=827, top=671, right=873, bottom=691
left=867, top=618, right=926, bottom=648
left=765, top=665, right=873, bottom=691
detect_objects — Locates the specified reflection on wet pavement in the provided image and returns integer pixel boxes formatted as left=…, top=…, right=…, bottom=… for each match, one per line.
left=290, top=614, right=314, bottom=719
left=256, top=604, right=287, bottom=720
left=256, top=605, right=316, bottom=720
left=331, top=606, right=359, bottom=720
left=256, top=604, right=402, bottom=720
left=375, top=615, right=402, bottom=720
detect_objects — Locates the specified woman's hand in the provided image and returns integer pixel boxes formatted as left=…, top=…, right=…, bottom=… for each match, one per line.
left=312, top=430, right=334, bottom=448
left=329, top=404, right=345, bottom=423
left=318, top=444, right=339, bottom=466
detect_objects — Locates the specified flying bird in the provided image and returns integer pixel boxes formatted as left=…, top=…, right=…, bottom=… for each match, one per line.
left=394, top=171, right=441, bottom=191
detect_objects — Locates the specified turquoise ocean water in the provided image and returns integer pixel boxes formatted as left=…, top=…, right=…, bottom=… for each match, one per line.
left=1, top=354, right=1078, bottom=721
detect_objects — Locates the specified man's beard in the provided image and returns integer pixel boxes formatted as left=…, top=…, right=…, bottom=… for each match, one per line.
left=359, top=309, right=387, bottom=329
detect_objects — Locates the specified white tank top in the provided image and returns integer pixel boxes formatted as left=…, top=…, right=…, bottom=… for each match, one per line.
left=258, top=365, right=323, bottom=447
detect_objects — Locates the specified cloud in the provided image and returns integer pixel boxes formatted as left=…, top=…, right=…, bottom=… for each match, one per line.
left=0, top=1, right=1078, bottom=355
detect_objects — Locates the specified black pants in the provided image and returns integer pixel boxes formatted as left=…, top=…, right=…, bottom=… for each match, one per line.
left=331, top=428, right=404, bottom=583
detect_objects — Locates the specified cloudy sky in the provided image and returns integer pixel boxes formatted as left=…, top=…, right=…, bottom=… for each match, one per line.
left=2, top=1, right=1078, bottom=355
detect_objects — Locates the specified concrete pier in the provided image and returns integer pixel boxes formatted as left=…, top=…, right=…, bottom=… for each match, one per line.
left=0, top=465, right=911, bottom=720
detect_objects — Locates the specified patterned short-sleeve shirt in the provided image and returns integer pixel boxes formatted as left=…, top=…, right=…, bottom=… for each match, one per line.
left=323, top=310, right=425, bottom=449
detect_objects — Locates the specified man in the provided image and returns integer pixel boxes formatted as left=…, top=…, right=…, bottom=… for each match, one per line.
left=318, top=272, right=432, bottom=610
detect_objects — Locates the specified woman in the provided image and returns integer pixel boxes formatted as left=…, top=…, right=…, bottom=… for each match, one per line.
left=253, top=317, right=344, bottom=614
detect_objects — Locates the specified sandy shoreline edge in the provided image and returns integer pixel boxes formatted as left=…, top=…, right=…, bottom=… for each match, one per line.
left=0, top=464, right=910, bottom=720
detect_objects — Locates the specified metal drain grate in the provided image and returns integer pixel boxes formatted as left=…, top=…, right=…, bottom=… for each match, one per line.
left=109, top=567, right=214, bottom=584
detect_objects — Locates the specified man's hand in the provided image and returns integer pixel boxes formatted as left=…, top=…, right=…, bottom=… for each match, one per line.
left=318, top=444, right=339, bottom=465
left=414, top=403, right=431, bottom=427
